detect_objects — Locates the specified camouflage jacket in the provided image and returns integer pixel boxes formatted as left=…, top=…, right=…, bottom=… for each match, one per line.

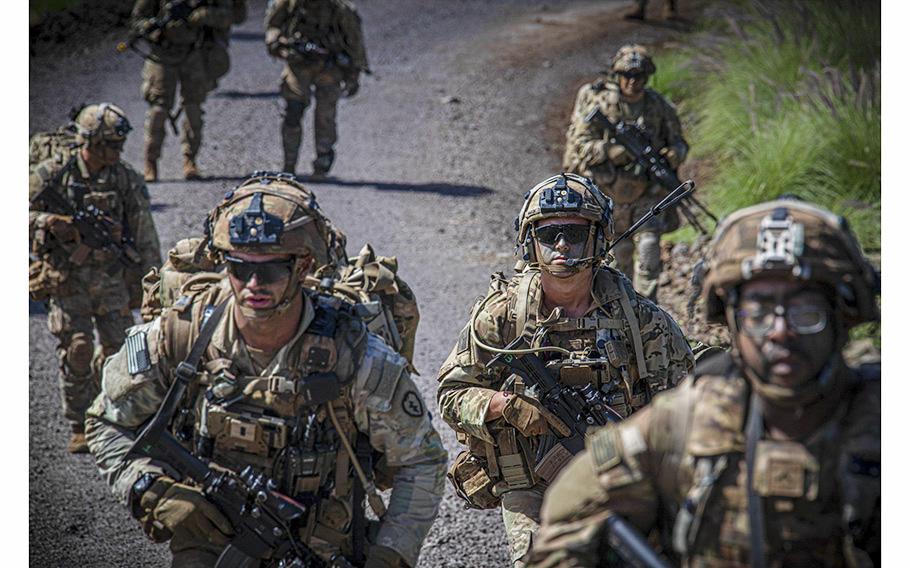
left=529, top=352, right=881, bottom=568
left=29, top=151, right=162, bottom=292
left=131, top=0, right=236, bottom=51
left=265, top=0, right=368, bottom=72
left=437, top=267, right=693, bottom=489
left=563, top=79, right=687, bottom=193
left=86, top=282, right=446, bottom=566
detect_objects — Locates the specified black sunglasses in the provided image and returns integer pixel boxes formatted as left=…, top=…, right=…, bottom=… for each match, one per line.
left=619, top=71, right=646, bottom=80
left=224, top=255, right=294, bottom=285
left=534, top=224, right=590, bottom=246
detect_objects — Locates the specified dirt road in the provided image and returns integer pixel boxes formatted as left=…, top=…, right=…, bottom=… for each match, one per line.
left=29, top=2, right=691, bottom=565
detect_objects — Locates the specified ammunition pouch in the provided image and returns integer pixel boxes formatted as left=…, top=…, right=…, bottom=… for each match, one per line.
left=29, top=258, right=69, bottom=301
left=447, top=450, right=501, bottom=510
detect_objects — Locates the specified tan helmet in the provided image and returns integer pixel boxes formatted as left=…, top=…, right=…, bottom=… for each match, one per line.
left=701, top=199, right=879, bottom=329
left=515, top=173, right=614, bottom=269
left=73, top=103, right=132, bottom=147
left=207, top=171, right=343, bottom=268
left=611, top=44, right=656, bottom=76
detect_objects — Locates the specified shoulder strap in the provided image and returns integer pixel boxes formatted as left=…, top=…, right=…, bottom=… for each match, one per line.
left=745, top=393, right=767, bottom=568
left=174, top=299, right=230, bottom=384
left=615, top=281, right=649, bottom=379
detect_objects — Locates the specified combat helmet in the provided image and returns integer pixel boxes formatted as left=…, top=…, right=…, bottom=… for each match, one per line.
left=73, top=103, right=132, bottom=148
left=701, top=199, right=879, bottom=329
left=207, top=171, right=344, bottom=318
left=515, top=173, right=614, bottom=273
left=611, top=44, right=656, bottom=76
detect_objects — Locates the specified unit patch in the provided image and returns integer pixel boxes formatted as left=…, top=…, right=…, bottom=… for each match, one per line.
left=402, top=390, right=424, bottom=417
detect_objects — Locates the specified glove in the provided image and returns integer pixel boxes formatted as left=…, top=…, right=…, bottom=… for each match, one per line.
left=607, top=144, right=633, bottom=166
left=45, top=214, right=78, bottom=242
left=343, top=76, right=360, bottom=98
left=365, top=544, right=404, bottom=568
left=145, top=477, right=233, bottom=547
left=660, top=146, right=681, bottom=169
left=501, top=394, right=571, bottom=438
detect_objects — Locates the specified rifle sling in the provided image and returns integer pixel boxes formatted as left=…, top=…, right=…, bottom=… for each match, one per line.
left=175, top=299, right=230, bottom=386
left=745, top=393, right=767, bottom=568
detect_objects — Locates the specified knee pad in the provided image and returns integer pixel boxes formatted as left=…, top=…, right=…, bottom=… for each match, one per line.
left=65, top=332, right=94, bottom=375
left=283, top=100, right=306, bottom=126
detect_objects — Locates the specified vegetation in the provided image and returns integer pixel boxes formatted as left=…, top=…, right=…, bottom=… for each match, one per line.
left=653, top=0, right=881, bottom=251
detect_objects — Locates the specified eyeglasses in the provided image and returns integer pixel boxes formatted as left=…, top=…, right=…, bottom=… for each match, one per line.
left=736, top=303, right=829, bottom=337
left=618, top=71, right=646, bottom=80
left=224, top=255, right=294, bottom=285
left=534, top=224, right=590, bottom=246
left=101, top=139, right=125, bottom=151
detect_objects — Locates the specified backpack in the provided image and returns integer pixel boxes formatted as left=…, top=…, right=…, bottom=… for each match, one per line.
left=29, top=124, right=80, bottom=168
left=140, top=238, right=420, bottom=370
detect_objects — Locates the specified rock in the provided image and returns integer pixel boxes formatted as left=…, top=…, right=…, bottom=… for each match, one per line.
left=440, top=95, right=461, bottom=104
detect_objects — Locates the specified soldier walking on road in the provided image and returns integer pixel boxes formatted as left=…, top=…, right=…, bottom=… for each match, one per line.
left=131, top=0, right=237, bottom=181
left=528, top=199, right=881, bottom=567
left=86, top=174, right=446, bottom=567
left=564, top=44, right=688, bottom=302
left=437, top=173, right=693, bottom=567
left=265, top=0, right=368, bottom=177
left=29, top=103, right=162, bottom=454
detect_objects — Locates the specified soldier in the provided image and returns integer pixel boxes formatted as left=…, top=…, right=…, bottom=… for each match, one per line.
left=624, top=0, right=679, bottom=21
left=86, top=174, right=446, bottom=567
left=131, top=0, right=236, bottom=181
left=29, top=103, right=162, bottom=454
left=563, top=44, right=688, bottom=302
left=437, top=173, right=694, bottom=567
left=528, top=199, right=881, bottom=567
left=201, top=0, right=248, bottom=94
left=265, top=0, right=368, bottom=177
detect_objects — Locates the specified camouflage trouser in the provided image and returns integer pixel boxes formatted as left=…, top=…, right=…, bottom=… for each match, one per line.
left=610, top=230, right=662, bottom=302
left=501, top=487, right=545, bottom=568
left=141, top=49, right=209, bottom=162
left=170, top=542, right=221, bottom=567
left=46, top=268, right=133, bottom=431
left=279, top=60, right=345, bottom=169
left=202, top=36, right=231, bottom=93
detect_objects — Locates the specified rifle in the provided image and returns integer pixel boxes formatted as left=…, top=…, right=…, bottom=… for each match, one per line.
left=127, top=344, right=353, bottom=568
left=488, top=338, right=671, bottom=568
left=117, top=0, right=200, bottom=54
left=285, top=39, right=357, bottom=72
left=584, top=106, right=718, bottom=235
left=30, top=160, right=142, bottom=276
left=488, top=336, right=623, bottom=479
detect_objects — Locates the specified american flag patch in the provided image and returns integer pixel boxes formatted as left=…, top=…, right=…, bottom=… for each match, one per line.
left=126, top=331, right=151, bottom=375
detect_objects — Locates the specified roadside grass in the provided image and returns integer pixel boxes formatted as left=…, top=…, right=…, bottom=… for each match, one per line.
left=654, top=0, right=880, bottom=343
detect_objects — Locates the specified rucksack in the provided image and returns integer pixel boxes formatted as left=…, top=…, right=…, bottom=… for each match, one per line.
left=29, top=124, right=80, bottom=168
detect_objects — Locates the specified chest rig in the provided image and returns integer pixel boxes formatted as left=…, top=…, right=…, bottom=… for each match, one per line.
left=670, top=359, right=881, bottom=568
left=169, top=290, right=373, bottom=552
left=287, top=0, right=340, bottom=50
left=509, top=268, right=652, bottom=417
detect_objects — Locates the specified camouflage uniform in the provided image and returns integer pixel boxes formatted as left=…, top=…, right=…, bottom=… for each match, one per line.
left=529, top=200, right=881, bottom=568
left=438, top=174, right=693, bottom=567
left=29, top=105, right=162, bottom=444
left=86, top=175, right=445, bottom=567
left=625, top=0, right=678, bottom=20
left=563, top=45, right=687, bottom=301
left=201, top=0, right=248, bottom=93
left=265, top=0, right=367, bottom=176
left=132, top=0, right=237, bottom=180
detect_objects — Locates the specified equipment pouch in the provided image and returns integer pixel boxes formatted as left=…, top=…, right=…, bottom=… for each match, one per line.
left=447, top=450, right=502, bottom=510
left=609, top=173, right=649, bottom=205
left=753, top=440, right=819, bottom=500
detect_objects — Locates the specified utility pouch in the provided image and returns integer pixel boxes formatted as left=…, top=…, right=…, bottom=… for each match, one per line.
left=496, top=428, right=535, bottom=489
left=447, top=450, right=502, bottom=510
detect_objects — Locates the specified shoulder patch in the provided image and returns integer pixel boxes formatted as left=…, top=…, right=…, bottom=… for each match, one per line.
left=125, top=330, right=152, bottom=375
left=401, top=390, right=424, bottom=417
left=359, top=334, right=407, bottom=412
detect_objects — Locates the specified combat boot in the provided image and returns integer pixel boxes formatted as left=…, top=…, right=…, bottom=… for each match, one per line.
left=67, top=427, right=89, bottom=454
left=144, top=159, right=158, bottom=183
left=312, top=150, right=335, bottom=178
left=183, top=157, right=201, bottom=181
left=283, top=159, right=297, bottom=176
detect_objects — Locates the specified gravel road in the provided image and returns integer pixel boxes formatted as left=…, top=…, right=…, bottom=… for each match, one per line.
left=29, top=2, right=691, bottom=565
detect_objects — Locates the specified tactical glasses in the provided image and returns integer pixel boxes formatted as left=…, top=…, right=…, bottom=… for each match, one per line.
left=618, top=71, right=646, bottom=80
left=101, top=139, right=126, bottom=151
left=534, top=224, right=591, bottom=246
left=224, top=255, right=295, bottom=285
left=736, top=303, right=829, bottom=337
